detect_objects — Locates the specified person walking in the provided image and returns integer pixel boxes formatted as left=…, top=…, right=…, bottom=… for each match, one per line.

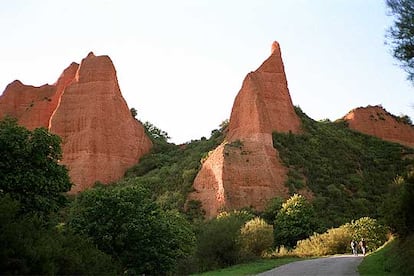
left=359, top=238, right=367, bottom=256
left=350, top=240, right=358, bottom=256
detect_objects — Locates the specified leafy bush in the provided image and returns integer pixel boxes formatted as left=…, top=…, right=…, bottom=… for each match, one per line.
left=238, top=217, right=274, bottom=258
left=195, top=211, right=254, bottom=271
left=68, top=185, right=195, bottom=275
left=274, top=194, right=317, bottom=248
left=294, top=217, right=387, bottom=257
left=261, top=197, right=284, bottom=225
left=0, top=194, right=117, bottom=275
left=347, top=217, right=388, bottom=251
left=0, top=117, right=72, bottom=215
left=381, top=171, right=414, bottom=237
left=295, top=226, right=352, bottom=257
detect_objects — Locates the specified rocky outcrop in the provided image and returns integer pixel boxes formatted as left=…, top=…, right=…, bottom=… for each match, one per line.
left=0, top=52, right=152, bottom=193
left=0, top=80, right=58, bottom=130
left=343, top=105, right=414, bottom=148
left=190, top=41, right=301, bottom=218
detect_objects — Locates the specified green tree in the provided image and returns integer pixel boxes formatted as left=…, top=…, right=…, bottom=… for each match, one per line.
left=143, top=121, right=170, bottom=142
left=381, top=172, right=414, bottom=237
left=68, top=184, right=195, bottom=275
left=262, top=196, right=284, bottom=225
left=238, top=217, right=274, bottom=258
left=0, top=194, right=118, bottom=275
left=346, top=217, right=388, bottom=250
left=0, top=117, right=71, bottom=214
left=274, top=194, right=317, bottom=248
left=386, top=0, right=414, bottom=82
left=196, top=211, right=254, bottom=271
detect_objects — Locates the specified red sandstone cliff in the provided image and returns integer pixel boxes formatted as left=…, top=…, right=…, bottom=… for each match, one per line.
left=0, top=52, right=152, bottom=193
left=343, top=105, right=414, bottom=148
left=190, top=41, right=302, bottom=218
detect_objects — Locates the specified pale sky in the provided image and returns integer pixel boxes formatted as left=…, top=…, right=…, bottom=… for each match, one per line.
left=0, top=0, right=412, bottom=144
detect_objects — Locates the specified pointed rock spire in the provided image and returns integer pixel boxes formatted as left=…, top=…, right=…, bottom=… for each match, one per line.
left=227, top=41, right=301, bottom=142
left=190, top=41, right=302, bottom=218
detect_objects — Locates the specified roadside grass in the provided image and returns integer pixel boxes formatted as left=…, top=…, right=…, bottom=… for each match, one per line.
left=359, top=234, right=414, bottom=275
left=358, top=238, right=395, bottom=276
left=193, top=257, right=302, bottom=276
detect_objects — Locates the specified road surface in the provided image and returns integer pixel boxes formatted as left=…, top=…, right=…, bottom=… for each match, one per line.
left=257, top=255, right=364, bottom=276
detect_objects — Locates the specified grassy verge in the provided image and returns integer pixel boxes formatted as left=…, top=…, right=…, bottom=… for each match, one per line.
left=359, top=234, right=414, bottom=275
left=193, top=257, right=302, bottom=276
left=358, top=238, right=395, bottom=275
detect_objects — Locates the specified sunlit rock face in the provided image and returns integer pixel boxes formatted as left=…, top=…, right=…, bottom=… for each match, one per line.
left=343, top=105, right=414, bottom=148
left=189, top=41, right=301, bottom=218
left=0, top=52, right=152, bottom=193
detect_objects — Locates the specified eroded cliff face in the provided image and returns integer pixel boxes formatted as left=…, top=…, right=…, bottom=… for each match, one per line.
left=0, top=52, right=152, bottom=193
left=343, top=105, right=414, bottom=148
left=190, top=42, right=301, bottom=218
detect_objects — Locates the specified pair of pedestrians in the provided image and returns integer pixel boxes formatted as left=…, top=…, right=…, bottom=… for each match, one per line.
left=350, top=239, right=366, bottom=256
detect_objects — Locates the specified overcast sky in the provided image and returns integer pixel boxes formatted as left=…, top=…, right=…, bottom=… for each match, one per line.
left=0, top=0, right=412, bottom=143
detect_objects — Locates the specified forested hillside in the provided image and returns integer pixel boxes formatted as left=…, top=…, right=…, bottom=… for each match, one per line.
left=273, top=107, right=413, bottom=229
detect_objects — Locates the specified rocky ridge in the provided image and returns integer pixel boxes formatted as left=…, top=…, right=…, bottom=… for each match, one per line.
left=343, top=105, right=414, bottom=148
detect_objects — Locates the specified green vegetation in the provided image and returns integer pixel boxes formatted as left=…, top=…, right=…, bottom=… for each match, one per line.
left=386, top=0, right=414, bottom=82
left=294, top=217, right=387, bottom=257
left=239, top=218, right=274, bottom=258
left=0, top=117, right=72, bottom=215
left=359, top=235, right=414, bottom=275
left=366, top=168, right=414, bottom=275
left=194, top=211, right=255, bottom=271
left=274, top=194, right=317, bottom=248
left=68, top=184, right=195, bottom=275
left=381, top=170, right=414, bottom=237
left=124, top=121, right=225, bottom=215
left=0, top=118, right=117, bottom=274
left=273, top=107, right=413, bottom=229
left=194, top=257, right=302, bottom=276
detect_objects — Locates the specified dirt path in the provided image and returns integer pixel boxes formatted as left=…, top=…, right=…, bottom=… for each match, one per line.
left=257, top=255, right=364, bottom=276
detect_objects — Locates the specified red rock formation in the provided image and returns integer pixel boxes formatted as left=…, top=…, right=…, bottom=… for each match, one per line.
left=0, top=53, right=152, bottom=193
left=190, top=41, right=301, bottom=218
left=0, top=80, right=57, bottom=130
left=343, top=105, right=414, bottom=148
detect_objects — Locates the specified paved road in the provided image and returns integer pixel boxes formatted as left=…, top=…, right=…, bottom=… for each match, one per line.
left=257, top=255, right=364, bottom=276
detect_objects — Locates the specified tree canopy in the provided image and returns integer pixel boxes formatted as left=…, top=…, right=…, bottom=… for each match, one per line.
left=274, top=194, right=317, bottom=248
left=386, top=0, right=414, bottom=82
left=0, top=117, right=72, bottom=214
left=68, top=184, right=195, bottom=275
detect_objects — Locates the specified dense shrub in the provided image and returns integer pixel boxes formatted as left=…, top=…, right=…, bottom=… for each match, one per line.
left=274, top=194, right=317, bottom=248
left=238, top=217, right=274, bottom=258
left=261, top=197, right=284, bottom=225
left=381, top=171, right=414, bottom=237
left=0, top=195, right=117, bottom=275
left=347, top=217, right=388, bottom=251
left=68, top=185, right=195, bottom=275
left=294, top=217, right=387, bottom=257
left=195, top=211, right=254, bottom=271
left=384, top=234, right=414, bottom=275
left=295, top=226, right=352, bottom=257
left=0, top=117, right=72, bottom=215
